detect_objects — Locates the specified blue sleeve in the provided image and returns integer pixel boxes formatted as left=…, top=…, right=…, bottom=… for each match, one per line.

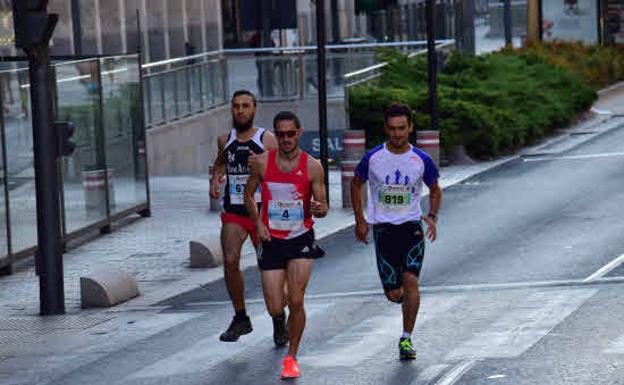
left=422, top=154, right=439, bottom=188
left=354, top=145, right=383, bottom=181
left=354, top=154, right=370, bottom=181
left=413, top=148, right=439, bottom=187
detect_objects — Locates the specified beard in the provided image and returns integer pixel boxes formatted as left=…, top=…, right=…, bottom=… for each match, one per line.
left=233, top=115, right=254, bottom=133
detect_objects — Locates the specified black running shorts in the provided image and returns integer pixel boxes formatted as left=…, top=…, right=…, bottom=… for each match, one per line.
left=372, top=220, right=425, bottom=291
left=257, top=230, right=325, bottom=270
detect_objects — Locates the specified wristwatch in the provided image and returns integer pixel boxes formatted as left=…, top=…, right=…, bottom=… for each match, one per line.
left=427, top=213, right=438, bottom=222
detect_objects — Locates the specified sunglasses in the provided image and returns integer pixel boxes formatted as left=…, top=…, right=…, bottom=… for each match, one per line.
left=275, top=130, right=298, bottom=138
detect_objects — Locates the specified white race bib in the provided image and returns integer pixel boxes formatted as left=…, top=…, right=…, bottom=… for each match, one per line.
left=379, top=184, right=411, bottom=210
left=228, top=175, right=260, bottom=204
left=268, top=200, right=304, bottom=231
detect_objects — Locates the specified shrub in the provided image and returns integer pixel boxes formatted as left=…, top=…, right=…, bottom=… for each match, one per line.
left=349, top=47, right=597, bottom=159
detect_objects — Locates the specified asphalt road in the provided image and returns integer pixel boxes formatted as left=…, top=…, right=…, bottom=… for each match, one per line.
left=9, top=124, right=624, bottom=385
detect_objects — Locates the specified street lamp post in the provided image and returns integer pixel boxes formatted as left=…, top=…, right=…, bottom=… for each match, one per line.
left=426, top=0, right=438, bottom=132
left=11, top=0, right=65, bottom=315
left=315, top=0, right=330, bottom=204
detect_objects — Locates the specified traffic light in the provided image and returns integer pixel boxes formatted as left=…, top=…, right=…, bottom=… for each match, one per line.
left=55, top=121, right=76, bottom=157
left=11, top=0, right=58, bottom=49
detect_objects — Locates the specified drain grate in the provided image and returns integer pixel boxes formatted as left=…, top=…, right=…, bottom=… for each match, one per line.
left=0, top=315, right=115, bottom=333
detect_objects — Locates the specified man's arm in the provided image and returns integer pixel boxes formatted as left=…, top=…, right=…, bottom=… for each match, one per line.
left=350, top=176, right=369, bottom=244
left=421, top=182, right=442, bottom=242
left=209, top=133, right=228, bottom=199
left=309, top=158, right=328, bottom=218
left=245, top=153, right=270, bottom=241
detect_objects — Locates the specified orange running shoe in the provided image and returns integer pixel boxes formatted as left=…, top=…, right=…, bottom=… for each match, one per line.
left=280, top=355, right=301, bottom=380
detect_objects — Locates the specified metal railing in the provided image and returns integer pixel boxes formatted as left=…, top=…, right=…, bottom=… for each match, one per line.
left=140, top=40, right=454, bottom=128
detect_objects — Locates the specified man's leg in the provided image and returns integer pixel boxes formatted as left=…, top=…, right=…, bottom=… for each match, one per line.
left=261, top=268, right=289, bottom=347
left=219, top=222, right=252, bottom=342
left=401, top=272, right=421, bottom=334
left=285, top=258, right=313, bottom=358
left=221, top=223, right=249, bottom=312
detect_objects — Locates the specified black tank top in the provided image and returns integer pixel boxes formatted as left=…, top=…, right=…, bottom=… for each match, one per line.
left=223, top=127, right=266, bottom=216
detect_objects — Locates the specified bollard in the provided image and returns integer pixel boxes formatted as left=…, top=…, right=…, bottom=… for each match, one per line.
left=341, top=160, right=367, bottom=209
left=209, top=165, right=225, bottom=212
left=80, top=269, right=139, bottom=308
left=416, top=130, right=440, bottom=166
left=342, top=130, right=366, bottom=161
left=82, top=168, right=115, bottom=215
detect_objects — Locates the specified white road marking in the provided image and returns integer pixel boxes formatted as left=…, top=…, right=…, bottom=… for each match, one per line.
left=445, top=289, right=597, bottom=360
left=302, top=295, right=464, bottom=367
left=584, top=253, right=624, bottom=282
left=410, top=364, right=450, bottom=384
left=487, top=374, right=507, bottom=379
left=604, top=333, right=624, bottom=354
left=433, top=360, right=478, bottom=385
left=523, top=151, right=624, bottom=162
left=127, top=301, right=333, bottom=379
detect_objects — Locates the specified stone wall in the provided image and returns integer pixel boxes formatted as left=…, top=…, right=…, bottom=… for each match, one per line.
left=146, top=98, right=348, bottom=175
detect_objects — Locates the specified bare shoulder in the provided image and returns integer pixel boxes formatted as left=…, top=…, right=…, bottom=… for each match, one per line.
left=217, top=131, right=230, bottom=148
left=306, top=154, right=323, bottom=178
left=262, top=129, right=278, bottom=149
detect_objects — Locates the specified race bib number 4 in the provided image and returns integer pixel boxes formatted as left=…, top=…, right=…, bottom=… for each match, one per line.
left=268, top=200, right=304, bottom=231
left=228, top=175, right=260, bottom=204
left=379, top=184, right=411, bottom=208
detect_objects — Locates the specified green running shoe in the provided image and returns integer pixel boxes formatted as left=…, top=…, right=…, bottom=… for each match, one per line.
left=398, top=338, right=417, bottom=360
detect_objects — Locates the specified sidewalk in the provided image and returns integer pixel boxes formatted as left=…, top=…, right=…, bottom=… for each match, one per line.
left=0, top=85, right=623, bottom=320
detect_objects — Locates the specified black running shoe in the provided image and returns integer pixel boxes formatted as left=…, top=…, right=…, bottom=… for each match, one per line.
left=398, top=338, right=416, bottom=360
left=219, top=315, right=252, bottom=342
left=272, top=314, right=288, bottom=347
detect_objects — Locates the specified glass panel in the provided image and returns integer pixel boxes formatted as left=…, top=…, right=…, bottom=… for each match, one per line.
left=543, top=0, right=598, bottom=43
left=4, top=64, right=37, bottom=253
left=164, top=71, right=177, bottom=120
left=148, top=75, right=164, bottom=124
left=0, top=67, right=17, bottom=258
left=55, top=59, right=107, bottom=232
left=100, top=56, right=148, bottom=214
left=190, top=65, right=202, bottom=112
left=176, top=69, right=191, bottom=116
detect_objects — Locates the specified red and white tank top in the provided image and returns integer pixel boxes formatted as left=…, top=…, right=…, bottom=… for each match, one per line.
left=260, top=149, right=314, bottom=240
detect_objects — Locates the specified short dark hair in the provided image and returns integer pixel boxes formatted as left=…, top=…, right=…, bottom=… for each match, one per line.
left=231, top=89, right=257, bottom=106
left=273, top=111, right=301, bottom=129
left=384, top=103, right=413, bottom=124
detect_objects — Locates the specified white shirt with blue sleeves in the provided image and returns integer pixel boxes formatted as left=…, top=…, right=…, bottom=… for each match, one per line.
left=354, top=143, right=439, bottom=225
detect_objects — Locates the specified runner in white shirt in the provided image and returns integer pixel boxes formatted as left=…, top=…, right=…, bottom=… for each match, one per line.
left=350, top=103, right=442, bottom=360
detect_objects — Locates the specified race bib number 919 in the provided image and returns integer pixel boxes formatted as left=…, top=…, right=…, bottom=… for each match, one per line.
left=379, top=184, right=411, bottom=208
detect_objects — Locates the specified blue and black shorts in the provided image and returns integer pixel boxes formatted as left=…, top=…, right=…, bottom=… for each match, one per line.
left=372, top=220, right=425, bottom=291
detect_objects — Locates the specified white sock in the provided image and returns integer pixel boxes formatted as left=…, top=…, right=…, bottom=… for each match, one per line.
left=401, top=331, right=411, bottom=340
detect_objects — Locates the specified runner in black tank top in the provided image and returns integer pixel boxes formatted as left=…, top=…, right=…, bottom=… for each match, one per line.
left=222, top=127, right=266, bottom=216
left=208, top=90, right=282, bottom=344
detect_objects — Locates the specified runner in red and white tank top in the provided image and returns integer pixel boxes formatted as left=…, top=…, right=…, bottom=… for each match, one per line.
left=260, top=149, right=314, bottom=240
left=244, top=111, right=328, bottom=380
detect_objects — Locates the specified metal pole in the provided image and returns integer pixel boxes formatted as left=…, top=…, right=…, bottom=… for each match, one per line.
left=71, top=0, right=82, bottom=54
left=28, top=44, right=65, bottom=315
left=503, top=0, right=512, bottom=47
left=316, top=0, right=330, bottom=203
left=425, top=0, right=439, bottom=132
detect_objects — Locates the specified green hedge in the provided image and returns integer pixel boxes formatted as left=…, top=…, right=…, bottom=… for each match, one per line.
left=349, top=48, right=597, bottom=159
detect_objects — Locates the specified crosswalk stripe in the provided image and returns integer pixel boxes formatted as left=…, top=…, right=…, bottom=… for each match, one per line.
left=433, top=360, right=478, bottom=385
left=604, top=334, right=624, bottom=354
left=301, top=295, right=465, bottom=367
left=127, top=301, right=334, bottom=379
left=410, top=364, right=450, bottom=384
left=445, top=289, right=597, bottom=360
